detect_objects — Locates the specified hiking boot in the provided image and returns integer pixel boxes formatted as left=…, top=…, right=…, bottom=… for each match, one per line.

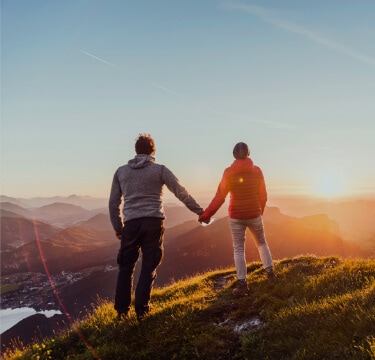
left=116, top=312, right=128, bottom=321
left=232, top=280, right=249, bottom=297
left=136, top=305, right=150, bottom=321
left=266, top=269, right=277, bottom=282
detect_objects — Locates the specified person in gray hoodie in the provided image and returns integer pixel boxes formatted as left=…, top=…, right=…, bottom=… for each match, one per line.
left=109, top=133, right=204, bottom=319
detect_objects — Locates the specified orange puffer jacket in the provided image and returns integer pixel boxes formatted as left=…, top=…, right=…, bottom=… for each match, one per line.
left=202, top=157, right=267, bottom=220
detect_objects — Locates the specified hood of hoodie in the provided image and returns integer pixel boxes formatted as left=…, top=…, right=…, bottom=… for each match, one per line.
left=230, top=157, right=254, bottom=173
left=128, top=154, right=155, bottom=169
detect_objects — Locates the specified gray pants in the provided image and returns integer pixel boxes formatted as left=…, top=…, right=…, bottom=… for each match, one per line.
left=229, top=216, right=273, bottom=280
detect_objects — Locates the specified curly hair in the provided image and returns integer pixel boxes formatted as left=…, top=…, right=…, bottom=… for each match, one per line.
left=135, top=133, right=156, bottom=155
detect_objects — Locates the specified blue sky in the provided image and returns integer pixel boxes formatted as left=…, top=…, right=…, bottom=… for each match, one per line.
left=1, top=0, right=375, bottom=200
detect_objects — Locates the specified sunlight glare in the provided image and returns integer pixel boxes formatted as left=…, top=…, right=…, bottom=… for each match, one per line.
left=313, top=174, right=346, bottom=198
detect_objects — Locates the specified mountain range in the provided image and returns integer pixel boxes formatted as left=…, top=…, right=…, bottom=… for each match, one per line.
left=1, top=199, right=370, bottom=277
left=269, top=196, right=375, bottom=250
left=0, top=195, right=108, bottom=211
left=0, top=194, right=374, bottom=350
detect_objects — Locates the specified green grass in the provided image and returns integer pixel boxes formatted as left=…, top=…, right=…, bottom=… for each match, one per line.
left=3, top=256, right=375, bottom=360
left=0, top=284, right=20, bottom=295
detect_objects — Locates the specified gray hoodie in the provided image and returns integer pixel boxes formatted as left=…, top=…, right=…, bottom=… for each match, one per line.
left=109, top=154, right=203, bottom=231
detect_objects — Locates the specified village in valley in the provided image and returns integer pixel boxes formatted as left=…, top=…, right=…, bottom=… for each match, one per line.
left=0, top=266, right=116, bottom=311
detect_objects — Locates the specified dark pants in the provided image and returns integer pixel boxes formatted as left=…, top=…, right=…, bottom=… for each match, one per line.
left=115, top=217, right=164, bottom=317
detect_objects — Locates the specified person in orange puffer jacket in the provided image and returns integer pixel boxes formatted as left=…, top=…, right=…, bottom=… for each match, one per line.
left=199, top=142, right=276, bottom=297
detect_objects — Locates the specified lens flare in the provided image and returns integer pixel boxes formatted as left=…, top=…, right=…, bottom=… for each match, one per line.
left=31, top=215, right=101, bottom=359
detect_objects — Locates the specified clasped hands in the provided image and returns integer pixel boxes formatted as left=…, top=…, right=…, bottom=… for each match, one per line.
left=198, top=214, right=211, bottom=224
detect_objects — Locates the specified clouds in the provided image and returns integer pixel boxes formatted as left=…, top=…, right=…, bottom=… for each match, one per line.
left=221, top=2, right=375, bottom=67
left=80, top=49, right=188, bottom=99
left=81, top=50, right=120, bottom=69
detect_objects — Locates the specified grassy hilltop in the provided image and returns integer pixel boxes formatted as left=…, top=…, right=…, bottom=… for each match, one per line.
left=3, top=256, right=375, bottom=360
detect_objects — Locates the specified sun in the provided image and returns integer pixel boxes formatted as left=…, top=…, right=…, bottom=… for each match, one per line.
left=312, top=174, right=346, bottom=198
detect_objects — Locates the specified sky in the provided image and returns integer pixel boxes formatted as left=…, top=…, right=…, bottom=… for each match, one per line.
left=1, top=0, right=375, bottom=201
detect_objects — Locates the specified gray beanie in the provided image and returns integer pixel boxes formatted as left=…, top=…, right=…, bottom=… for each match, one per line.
left=233, top=142, right=250, bottom=159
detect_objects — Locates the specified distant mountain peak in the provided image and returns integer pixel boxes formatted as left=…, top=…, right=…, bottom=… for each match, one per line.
left=67, top=194, right=80, bottom=199
left=37, top=202, right=86, bottom=210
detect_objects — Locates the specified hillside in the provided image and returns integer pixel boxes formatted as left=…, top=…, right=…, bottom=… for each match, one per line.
left=2, top=256, right=375, bottom=360
left=0, top=212, right=61, bottom=250
left=31, top=202, right=92, bottom=226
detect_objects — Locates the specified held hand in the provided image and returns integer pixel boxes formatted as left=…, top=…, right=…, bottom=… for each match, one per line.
left=198, top=215, right=211, bottom=224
